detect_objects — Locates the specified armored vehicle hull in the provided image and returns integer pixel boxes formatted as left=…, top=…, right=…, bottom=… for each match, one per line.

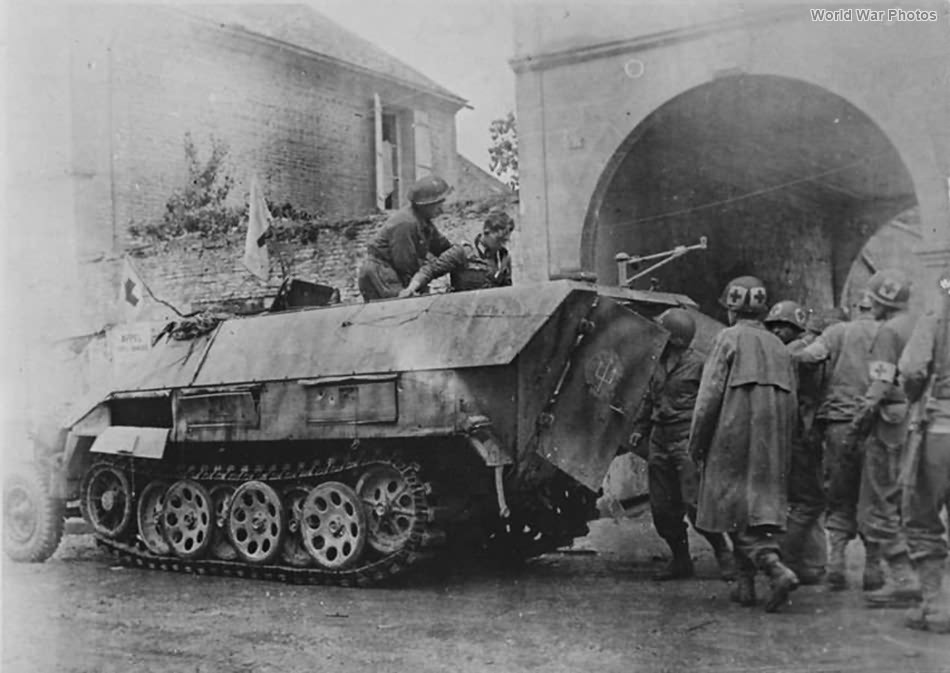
left=8, top=281, right=688, bottom=585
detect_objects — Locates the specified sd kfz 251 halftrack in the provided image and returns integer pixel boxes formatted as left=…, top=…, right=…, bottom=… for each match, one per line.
left=4, top=280, right=692, bottom=586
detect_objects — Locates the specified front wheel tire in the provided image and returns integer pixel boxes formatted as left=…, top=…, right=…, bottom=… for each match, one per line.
left=3, top=465, right=65, bottom=563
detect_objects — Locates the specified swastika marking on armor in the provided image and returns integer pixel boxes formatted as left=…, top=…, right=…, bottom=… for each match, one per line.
left=585, top=350, right=623, bottom=400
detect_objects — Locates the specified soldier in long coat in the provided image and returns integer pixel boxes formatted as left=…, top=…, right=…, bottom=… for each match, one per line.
left=688, top=276, right=800, bottom=613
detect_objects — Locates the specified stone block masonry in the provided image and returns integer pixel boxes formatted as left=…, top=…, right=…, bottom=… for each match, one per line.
left=124, top=196, right=519, bottom=321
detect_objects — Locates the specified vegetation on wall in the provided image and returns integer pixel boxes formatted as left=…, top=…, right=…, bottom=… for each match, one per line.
left=130, top=133, right=244, bottom=240
left=488, top=111, right=518, bottom=192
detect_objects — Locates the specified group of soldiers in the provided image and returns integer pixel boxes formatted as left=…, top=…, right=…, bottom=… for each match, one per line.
left=630, top=269, right=950, bottom=632
left=356, top=174, right=513, bottom=301
left=354, top=173, right=949, bottom=632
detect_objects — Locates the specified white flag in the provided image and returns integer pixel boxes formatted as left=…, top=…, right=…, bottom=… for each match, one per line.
left=118, top=256, right=150, bottom=320
left=243, top=176, right=273, bottom=281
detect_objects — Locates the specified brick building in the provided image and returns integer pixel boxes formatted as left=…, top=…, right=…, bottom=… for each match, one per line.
left=9, top=4, right=475, bottom=336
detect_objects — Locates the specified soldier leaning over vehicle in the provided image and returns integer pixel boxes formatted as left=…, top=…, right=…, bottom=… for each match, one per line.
left=357, top=175, right=454, bottom=301
left=399, top=209, right=514, bottom=296
left=794, top=291, right=882, bottom=591
left=849, top=269, right=922, bottom=609
left=624, top=308, right=735, bottom=582
left=765, top=300, right=827, bottom=586
left=896, top=269, right=950, bottom=634
left=688, top=276, right=800, bottom=613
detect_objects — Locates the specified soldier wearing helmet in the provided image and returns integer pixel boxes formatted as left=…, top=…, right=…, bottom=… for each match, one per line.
left=765, top=300, right=808, bottom=345
left=357, top=175, right=454, bottom=301
left=399, top=208, right=515, bottom=296
left=854, top=268, right=923, bottom=608
left=624, top=308, right=734, bottom=582
left=896, top=267, right=950, bottom=634
left=689, top=276, right=801, bottom=612
left=794, top=297, right=884, bottom=592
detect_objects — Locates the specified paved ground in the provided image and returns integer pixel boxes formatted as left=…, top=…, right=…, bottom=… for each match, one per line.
left=3, top=517, right=949, bottom=673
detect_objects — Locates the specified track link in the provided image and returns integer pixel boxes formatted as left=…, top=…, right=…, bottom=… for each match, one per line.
left=91, top=452, right=440, bottom=587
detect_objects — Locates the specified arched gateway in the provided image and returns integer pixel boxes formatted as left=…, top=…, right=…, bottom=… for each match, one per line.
left=511, top=3, right=950, bottom=312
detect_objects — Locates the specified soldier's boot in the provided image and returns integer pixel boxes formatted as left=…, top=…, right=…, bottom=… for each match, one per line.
left=703, top=532, right=737, bottom=581
left=826, top=530, right=850, bottom=591
left=759, top=551, right=800, bottom=613
left=781, top=517, right=808, bottom=581
left=862, top=541, right=885, bottom=592
left=905, top=558, right=950, bottom=634
left=730, top=551, right=757, bottom=606
left=653, top=538, right=694, bottom=581
left=865, top=552, right=923, bottom=609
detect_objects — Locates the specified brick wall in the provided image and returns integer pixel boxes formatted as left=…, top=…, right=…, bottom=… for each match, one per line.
left=116, top=197, right=519, bottom=323
left=70, top=5, right=462, bottom=251
left=67, top=5, right=465, bottom=331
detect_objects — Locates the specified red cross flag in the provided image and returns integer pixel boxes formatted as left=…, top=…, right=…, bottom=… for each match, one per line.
left=242, top=176, right=273, bottom=281
left=118, top=256, right=151, bottom=320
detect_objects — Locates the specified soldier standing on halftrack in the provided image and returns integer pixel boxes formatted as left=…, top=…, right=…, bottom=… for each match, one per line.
left=357, top=175, right=453, bottom=301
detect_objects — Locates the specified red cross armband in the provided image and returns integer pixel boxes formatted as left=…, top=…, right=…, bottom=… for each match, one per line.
left=869, top=360, right=897, bottom=383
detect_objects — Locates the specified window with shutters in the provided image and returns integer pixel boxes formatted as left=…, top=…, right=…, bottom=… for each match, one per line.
left=413, top=109, right=432, bottom=179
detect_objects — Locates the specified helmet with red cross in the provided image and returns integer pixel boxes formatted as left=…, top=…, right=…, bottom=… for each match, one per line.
left=865, top=268, right=911, bottom=309
left=719, top=276, right=768, bottom=315
left=656, top=308, right=696, bottom=349
left=764, top=300, right=808, bottom=331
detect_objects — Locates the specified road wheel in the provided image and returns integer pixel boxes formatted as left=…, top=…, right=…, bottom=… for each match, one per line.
left=301, top=481, right=367, bottom=569
left=161, top=480, right=213, bottom=560
left=226, top=481, right=284, bottom=564
left=209, top=485, right=238, bottom=561
left=80, top=463, right=133, bottom=539
left=136, top=480, right=171, bottom=556
left=356, top=465, right=420, bottom=554
left=280, top=486, right=313, bottom=567
left=3, top=465, right=65, bottom=562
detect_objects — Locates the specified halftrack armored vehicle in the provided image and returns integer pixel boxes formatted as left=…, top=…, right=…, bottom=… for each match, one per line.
left=4, top=280, right=692, bottom=586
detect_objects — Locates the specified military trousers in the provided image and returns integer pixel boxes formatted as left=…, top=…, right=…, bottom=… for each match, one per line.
left=903, top=431, right=950, bottom=561
left=730, top=526, right=783, bottom=575
left=357, top=257, right=403, bottom=301
left=647, top=425, right=699, bottom=544
left=820, top=420, right=864, bottom=538
left=858, top=407, right=911, bottom=560
left=648, top=424, right=729, bottom=553
left=784, top=425, right=827, bottom=575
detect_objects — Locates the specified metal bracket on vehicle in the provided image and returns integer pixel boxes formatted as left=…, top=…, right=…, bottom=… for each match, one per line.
left=615, top=237, right=708, bottom=287
left=461, top=415, right=513, bottom=467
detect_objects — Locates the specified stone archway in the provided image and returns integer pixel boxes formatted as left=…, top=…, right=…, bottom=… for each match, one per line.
left=581, top=74, right=918, bottom=320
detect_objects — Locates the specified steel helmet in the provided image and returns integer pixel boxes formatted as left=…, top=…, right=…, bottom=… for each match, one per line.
left=719, top=276, right=768, bottom=314
left=865, top=268, right=911, bottom=309
left=656, top=308, right=696, bottom=348
left=407, top=174, right=452, bottom=206
left=806, top=307, right=847, bottom=333
left=764, top=300, right=808, bottom=331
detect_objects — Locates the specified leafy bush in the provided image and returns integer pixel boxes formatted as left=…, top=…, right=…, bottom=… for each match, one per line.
left=131, top=133, right=244, bottom=240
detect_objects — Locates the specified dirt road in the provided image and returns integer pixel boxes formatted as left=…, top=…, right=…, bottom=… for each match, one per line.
left=3, top=518, right=948, bottom=673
